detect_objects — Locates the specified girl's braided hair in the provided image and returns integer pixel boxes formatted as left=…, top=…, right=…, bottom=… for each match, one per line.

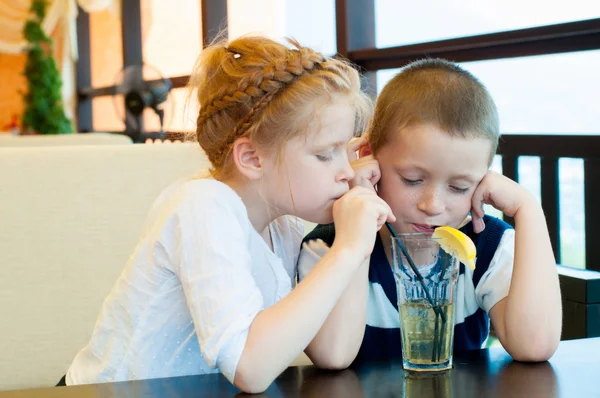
left=189, top=35, right=372, bottom=179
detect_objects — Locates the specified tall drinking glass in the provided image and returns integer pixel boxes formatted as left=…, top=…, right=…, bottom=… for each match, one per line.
left=392, top=233, right=460, bottom=372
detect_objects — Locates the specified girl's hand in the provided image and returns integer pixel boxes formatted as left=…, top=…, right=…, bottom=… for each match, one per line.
left=332, top=186, right=395, bottom=262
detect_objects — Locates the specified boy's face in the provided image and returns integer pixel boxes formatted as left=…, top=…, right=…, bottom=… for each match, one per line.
left=376, top=123, right=492, bottom=234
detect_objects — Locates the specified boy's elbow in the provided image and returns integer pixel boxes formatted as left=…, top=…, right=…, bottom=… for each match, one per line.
left=508, top=338, right=559, bottom=363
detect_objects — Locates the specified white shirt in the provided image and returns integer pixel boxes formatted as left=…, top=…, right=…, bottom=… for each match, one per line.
left=66, top=177, right=303, bottom=385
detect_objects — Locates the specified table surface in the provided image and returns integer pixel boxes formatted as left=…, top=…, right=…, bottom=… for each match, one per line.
left=2, top=338, right=599, bottom=397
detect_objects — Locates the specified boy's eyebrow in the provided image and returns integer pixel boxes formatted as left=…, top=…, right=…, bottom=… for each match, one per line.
left=313, top=141, right=347, bottom=151
left=394, top=165, right=479, bottom=184
left=393, top=164, right=428, bottom=174
left=449, top=174, right=479, bottom=183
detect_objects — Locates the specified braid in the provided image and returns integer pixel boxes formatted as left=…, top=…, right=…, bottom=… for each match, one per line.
left=198, top=49, right=324, bottom=125
left=199, top=48, right=326, bottom=164
left=190, top=36, right=369, bottom=179
left=212, top=89, right=279, bottom=161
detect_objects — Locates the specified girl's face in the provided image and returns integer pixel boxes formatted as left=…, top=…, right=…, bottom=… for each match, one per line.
left=261, top=102, right=356, bottom=224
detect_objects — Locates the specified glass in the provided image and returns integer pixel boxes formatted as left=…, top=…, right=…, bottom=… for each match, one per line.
left=461, top=51, right=600, bottom=135
left=403, top=371, right=452, bottom=397
left=228, top=0, right=336, bottom=55
left=92, top=95, right=125, bottom=132
left=559, top=158, right=585, bottom=268
left=376, top=50, right=600, bottom=135
left=518, top=157, right=541, bottom=204
left=141, top=0, right=202, bottom=78
left=484, top=155, right=504, bottom=221
left=228, top=0, right=286, bottom=40
left=392, top=233, right=459, bottom=372
left=90, top=9, right=123, bottom=88
left=143, top=87, right=198, bottom=133
left=375, top=0, right=600, bottom=48
left=0, top=53, right=26, bottom=130
left=283, top=0, right=336, bottom=55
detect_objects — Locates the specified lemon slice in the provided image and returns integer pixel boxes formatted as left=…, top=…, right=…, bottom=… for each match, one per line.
left=432, top=226, right=477, bottom=270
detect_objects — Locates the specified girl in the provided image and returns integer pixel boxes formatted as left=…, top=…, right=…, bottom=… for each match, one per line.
left=63, top=36, right=394, bottom=393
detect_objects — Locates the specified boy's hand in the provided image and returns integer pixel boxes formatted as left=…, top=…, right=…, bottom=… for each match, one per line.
left=347, top=136, right=380, bottom=192
left=470, top=171, right=538, bottom=233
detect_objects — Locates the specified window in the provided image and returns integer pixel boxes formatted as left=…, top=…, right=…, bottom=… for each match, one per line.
left=559, top=158, right=585, bottom=268
left=283, top=0, right=336, bottom=55
left=227, top=0, right=336, bottom=55
left=228, top=0, right=286, bottom=40
left=141, top=0, right=202, bottom=132
left=377, top=50, right=600, bottom=135
left=92, top=96, right=124, bottom=132
left=375, top=0, right=600, bottom=48
left=143, top=87, right=198, bottom=133
left=141, top=0, right=202, bottom=78
left=485, top=155, right=503, bottom=220
left=461, top=51, right=600, bottom=135
left=518, top=157, right=541, bottom=204
left=90, top=9, right=123, bottom=87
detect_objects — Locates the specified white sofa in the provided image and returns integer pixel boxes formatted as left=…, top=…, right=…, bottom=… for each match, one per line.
left=0, top=142, right=312, bottom=392
left=0, top=132, right=132, bottom=147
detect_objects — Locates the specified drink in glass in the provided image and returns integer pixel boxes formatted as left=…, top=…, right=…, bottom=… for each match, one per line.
left=392, top=233, right=460, bottom=372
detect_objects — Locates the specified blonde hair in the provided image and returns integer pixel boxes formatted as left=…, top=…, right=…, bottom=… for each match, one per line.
left=189, top=35, right=372, bottom=179
left=369, top=58, right=499, bottom=158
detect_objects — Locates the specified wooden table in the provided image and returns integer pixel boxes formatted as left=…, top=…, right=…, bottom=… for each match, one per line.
left=2, top=338, right=598, bottom=397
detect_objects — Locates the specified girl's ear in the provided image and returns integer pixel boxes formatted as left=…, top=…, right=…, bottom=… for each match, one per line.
left=359, top=141, right=373, bottom=158
left=231, top=137, right=263, bottom=180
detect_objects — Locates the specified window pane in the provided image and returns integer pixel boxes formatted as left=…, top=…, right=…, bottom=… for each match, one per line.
left=228, top=0, right=286, bottom=40
left=485, top=155, right=503, bottom=220
left=376, top=50, right=600, bottom=135
left=141, top=0, right=202, bottom=78
left=518, top=157, right=541, bottom=204
left=490, top=154, right=502, bottom=174
left=461, top=51, right=600, bottom=135
left=92, top=95, right=125, bottom=131
left=375, top=0, right=600, bottom=48
left=228, top=0, right=336, bottom=55
left=376, top=68, right=400, bottom=94
left=283, top=0, right=336, bottom=55
left=559, top=158, right=585, bottom=268
left=144, top=87, right=198, bottom=133
left=90, top=9, right=123, bottom=87
left=0, top=54, right=26, bottom=130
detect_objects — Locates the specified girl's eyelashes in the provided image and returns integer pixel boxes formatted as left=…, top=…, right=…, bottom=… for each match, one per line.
left=316, top=154, right=333, bottom=162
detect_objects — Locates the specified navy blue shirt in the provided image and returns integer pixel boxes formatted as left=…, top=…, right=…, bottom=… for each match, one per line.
left=302, top=215, right=512, bottom=365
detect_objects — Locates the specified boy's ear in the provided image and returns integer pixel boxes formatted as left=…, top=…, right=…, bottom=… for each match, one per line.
left=359, top=141, right=373, bottom=158
left=232, top=137, right=263, bottom=180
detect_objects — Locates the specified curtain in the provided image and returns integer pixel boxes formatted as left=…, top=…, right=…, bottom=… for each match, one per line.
left=0, top=0, right=120, bottom=125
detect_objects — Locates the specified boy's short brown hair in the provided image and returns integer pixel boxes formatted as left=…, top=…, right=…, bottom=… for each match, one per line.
left=368, top=58, right=499, bottom=158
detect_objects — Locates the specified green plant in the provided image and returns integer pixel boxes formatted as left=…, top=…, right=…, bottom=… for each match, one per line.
left=21, top=0, right=72, bottom=134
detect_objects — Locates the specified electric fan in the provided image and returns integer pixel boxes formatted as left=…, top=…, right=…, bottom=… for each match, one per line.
left=112, top=64, right=173, bottom=142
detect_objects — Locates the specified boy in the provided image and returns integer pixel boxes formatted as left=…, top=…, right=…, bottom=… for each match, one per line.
left=299, top=58, right=562, bottom=367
